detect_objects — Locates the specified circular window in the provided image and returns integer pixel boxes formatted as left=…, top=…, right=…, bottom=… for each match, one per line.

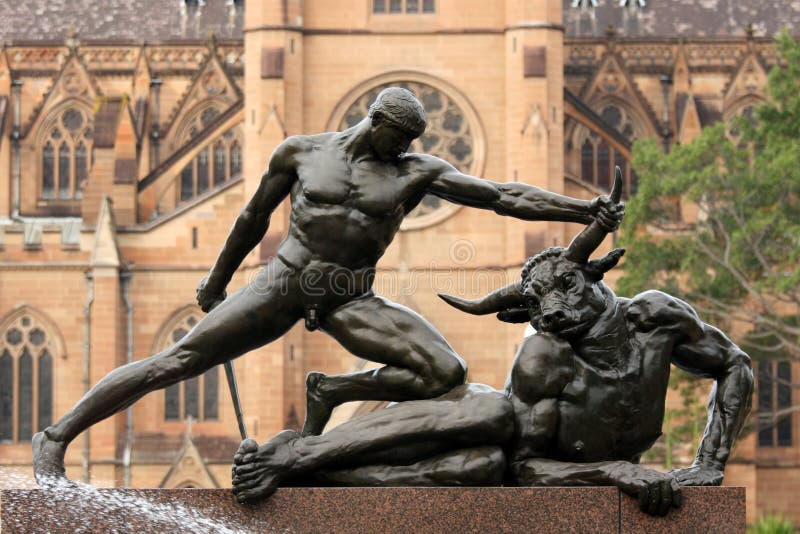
left=62, top=108, right=84, bottom=134
left=333, top=77, right=484, bottom=229
left=600, top=105, right=635, bottom=141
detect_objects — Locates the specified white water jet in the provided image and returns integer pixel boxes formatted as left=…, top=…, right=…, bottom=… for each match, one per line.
left=1, top=470, right=265, bottom=534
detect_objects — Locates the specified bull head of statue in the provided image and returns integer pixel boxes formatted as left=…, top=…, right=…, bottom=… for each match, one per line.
left=440, top=170, right=625, bottom=340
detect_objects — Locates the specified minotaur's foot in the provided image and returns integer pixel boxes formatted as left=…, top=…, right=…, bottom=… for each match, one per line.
left=301, top=372, right=333, bottom=437
left=32, top=431, right=75, bottom=488
left=231, top=430, right=301, bottom=504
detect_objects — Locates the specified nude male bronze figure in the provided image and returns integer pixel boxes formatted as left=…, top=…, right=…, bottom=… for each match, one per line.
left=231, top=174, right=752, bottom=515
left=32, top=87, right=623, bottom=489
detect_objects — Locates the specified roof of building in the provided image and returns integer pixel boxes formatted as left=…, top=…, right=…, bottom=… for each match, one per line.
left=2, top=1, right=796, bottom=43
left=131, top=432, right=241, bottom=463
left=0, top=1, right=242, bottom=43
left=563, top=0, right=800, bottom=38
left=93, top=97, right=126, bottom=148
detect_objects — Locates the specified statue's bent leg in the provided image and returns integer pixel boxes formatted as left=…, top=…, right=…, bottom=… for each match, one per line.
left=301, top=295, right=467, bottom=435
left=232, top=384, right=513, bottom=502
left=310, top=446, right=506, bottom=487
left=33, top=259, right=302, bottom=484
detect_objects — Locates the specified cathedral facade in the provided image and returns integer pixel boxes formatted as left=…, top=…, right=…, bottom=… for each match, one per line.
left=0, top=0, right=798, bottom=523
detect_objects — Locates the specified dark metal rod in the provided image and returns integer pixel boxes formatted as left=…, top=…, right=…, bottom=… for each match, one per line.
left=224, top=360, right=248, bottom=440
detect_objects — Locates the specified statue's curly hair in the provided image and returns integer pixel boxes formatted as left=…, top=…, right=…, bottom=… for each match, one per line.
left=368, top=87, right=427, bottom=138
left=520, top=247, right=568, bottom=282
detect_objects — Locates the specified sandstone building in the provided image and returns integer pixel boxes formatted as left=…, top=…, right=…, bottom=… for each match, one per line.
left=0, top=0, right=798, bottom=523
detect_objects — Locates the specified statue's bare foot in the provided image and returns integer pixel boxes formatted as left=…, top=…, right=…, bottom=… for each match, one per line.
left=232, top=430, right=301, bottom=504
left=32, top=431, right=75, bottom=488
left=301, top=372, right=333, bottom=437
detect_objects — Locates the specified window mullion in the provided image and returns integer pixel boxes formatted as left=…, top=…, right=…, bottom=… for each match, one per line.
left=773, top=361, right=778, bottom=446
left=31, top=347, right=38, bottom=435
left=199, top=374, right=205, bottom=421
left=12, top=354, right=18, bottom=442
left=179, top=383, right=185, bottom=423
left=226, top=143, right=231, bottom=182
left=193, top=159, right=199, bottom=198
left=53, top=146, right=60, bottom=200
left=70, top=144, right=76, bottom=200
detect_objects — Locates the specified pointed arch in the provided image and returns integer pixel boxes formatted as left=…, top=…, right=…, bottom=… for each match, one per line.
left=167, top=101, right=243, bottom=206
left=159, top=436, right=220, bottom=489
left=580, top=51, right=660, bottom=139
left=22, top=52, right=101, bottom=139
left=0, top=306, right=67, bottom=360
left=170, top=99, right=230, bottom=150
left=162, top=49, right=241, bottom=147
left=0, top=306, right=65, bottom=443
left=35, top=99, right=94, bottom=201
left=152, top=305, right=218, bottom=422
left=723, top=94, right=766, bottom=123
left=591, top=95, right=652, bottom=141
left=723, top=53, right=768, bottom=110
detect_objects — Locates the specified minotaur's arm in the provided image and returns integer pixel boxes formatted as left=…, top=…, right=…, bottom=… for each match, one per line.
left=671, top=323, right=754, bottom=484
left=631, top=290, right=754, bottom=486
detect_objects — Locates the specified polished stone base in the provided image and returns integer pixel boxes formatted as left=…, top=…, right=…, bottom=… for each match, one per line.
left=1, top=486, right=744, bottom=533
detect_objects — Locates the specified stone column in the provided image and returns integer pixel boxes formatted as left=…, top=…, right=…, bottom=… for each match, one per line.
left=86, top=197, right=124, bottom=486
left=504, top=0, right=566, bottom=264
left=240, top=0, right=306, bottom=439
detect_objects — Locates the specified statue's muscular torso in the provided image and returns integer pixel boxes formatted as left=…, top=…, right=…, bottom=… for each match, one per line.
left=506, top=292, right=703, bottom=467
left=277, top=133, right=435, bottom=271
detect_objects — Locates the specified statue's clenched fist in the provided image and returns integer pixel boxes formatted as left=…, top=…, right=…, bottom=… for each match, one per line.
left=196, top=275, right=227, bottom=313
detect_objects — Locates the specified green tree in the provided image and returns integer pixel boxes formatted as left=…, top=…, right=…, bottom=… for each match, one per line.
left=617, top=33, right=800, bottom=460
left=619, top=32, right=800, bottom=360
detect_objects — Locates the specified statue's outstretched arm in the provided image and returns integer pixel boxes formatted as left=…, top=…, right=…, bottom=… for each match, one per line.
left=198, top=137, right=302, bottom=311
left=425, top=159, right=623, bottom=228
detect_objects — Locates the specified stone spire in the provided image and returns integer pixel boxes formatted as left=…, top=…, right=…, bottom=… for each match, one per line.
left=90, top=196, right=121, bottom=268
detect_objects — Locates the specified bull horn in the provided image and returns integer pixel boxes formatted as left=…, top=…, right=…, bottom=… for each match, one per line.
left=438, top=281, right=523, bottom=316
left=565, top=167, right=623, bottom=264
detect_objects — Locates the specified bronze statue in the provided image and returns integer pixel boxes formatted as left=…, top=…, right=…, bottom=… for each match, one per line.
left=32, top=87, right=624, bottom=486
left=230, top=173, right=753, bottom=516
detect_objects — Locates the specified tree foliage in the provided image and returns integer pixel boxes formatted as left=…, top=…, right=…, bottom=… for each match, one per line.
left=618, top=33, right=800, bottom=360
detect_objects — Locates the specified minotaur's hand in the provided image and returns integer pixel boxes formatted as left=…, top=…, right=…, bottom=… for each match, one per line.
left=668, top=464, right=724, bottom=487
left=196, top=275, right=227, bottom=313
left=606, top=462, right=682, bottom=516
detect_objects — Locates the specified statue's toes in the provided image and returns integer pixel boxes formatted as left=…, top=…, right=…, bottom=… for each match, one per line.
left=234, top=462, right=263, bottom=476
left=235, top=482, right=278, bottom=504
left=232, top=476, right=261, bottom=493
left=233, top=468, right=265, bottom=485
left=237, top=438, right=258, bottom=455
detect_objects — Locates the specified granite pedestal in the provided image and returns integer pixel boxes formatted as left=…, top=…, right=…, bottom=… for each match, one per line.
left=1, top=486, right=744, bottom=533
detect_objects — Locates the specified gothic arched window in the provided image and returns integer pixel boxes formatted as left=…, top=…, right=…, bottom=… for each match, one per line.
left=571, top=102, right=642, bottom=197
left=757, top=360, right=793, bottom=448
left=175, top=105, right=243, bottom=205
left=158, top=310, right=218, bottom=422
left=0, top=311, right=58, bottom=443
left=229, top=140, right=242, bottom=177
left=40, top=106, right=93, bottom=201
